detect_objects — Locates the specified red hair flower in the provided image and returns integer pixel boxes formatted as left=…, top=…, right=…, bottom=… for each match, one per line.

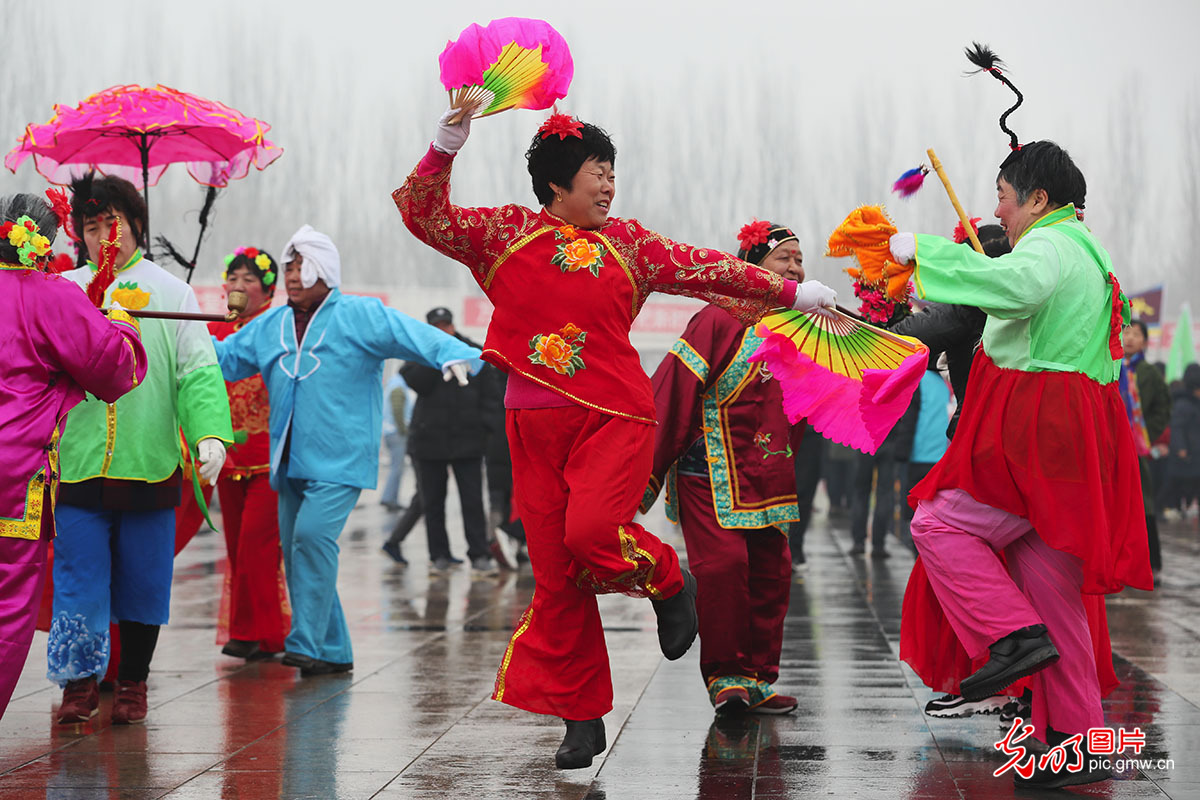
left=738, top=219, right=771, bottom=251
left=46, top=188, right=73, bottom=230
left=538, top=113, right=583, bottom=140
left=243, top=247, right=259, bottom=259
left=952, top=217, right=982, bottom=244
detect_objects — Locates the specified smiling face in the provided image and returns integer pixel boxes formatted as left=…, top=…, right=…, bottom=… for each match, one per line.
left=759, top=240, right=805, bottom=282
left=284, top=255, right=329, bottom=311
left=548, top=158, right=614, bottom=229
left=81, top=208, right=140, bottom=267
left=994, top=178, right=1052, bottom=247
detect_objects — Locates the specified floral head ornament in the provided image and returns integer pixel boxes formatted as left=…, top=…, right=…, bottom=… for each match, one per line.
left=538, top=111, right=584, bottom=140
left=0, top=215, right=52, bottom=266
left=222, top=245, right=277, bottom=289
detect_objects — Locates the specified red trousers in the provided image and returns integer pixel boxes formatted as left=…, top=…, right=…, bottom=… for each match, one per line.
left=218, top=474, right=288, bottom=651
left=675, top=473, right=791, bottom=685
left=495, top=406, right=685, bottom=720
left=175, top=474, right=288, bottom=651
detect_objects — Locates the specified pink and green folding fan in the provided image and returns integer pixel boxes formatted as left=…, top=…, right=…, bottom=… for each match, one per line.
left=749, top=306, right=929, bottom=454
left=439, top=17, right=573, bottom=123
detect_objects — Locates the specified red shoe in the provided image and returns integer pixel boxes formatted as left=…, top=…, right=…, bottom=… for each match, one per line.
left=111, top=680, right=148, bottom=724
left=56, top=678, right=99, bottom=724
left=749, top=681, right=798, bottom=715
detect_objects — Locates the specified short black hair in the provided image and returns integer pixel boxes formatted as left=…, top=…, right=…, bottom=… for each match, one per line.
left=525, top=121, right=616, bottom=207
left=70, top=172, right=149, bottom=249
left=1130, top=319, right=1149, bottom=339
left=976, top=223, right=1011, bottom=258
left=997, top=140, right=1087, bottom=210
left=0, top=194, right=57, bottom=264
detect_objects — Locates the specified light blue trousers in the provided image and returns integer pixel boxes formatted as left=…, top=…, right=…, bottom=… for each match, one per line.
left=277, top=477, right=361, bottom=664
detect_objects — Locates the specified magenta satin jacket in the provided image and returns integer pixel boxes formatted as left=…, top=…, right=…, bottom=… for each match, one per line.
left=0, top=265, right=146, bottom=539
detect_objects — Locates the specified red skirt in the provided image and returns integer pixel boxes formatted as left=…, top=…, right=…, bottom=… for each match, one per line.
left=910, top=351, right=1152, bottom=594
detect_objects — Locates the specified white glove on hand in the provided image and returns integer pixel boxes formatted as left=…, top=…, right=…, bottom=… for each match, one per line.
left=442, top=360, right=471, bottom=387
left=197, top=438, right=226, bottom=485
left=889, top=232, right=917, bottom=265
left=432, top=106, right=474, bottom=155
left=792, top=280, right=837, bottom=315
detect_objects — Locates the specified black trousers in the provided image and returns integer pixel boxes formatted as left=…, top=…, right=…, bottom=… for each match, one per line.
left=413, top=457, right=490, bottom=562
left=850, top=451, right=900, bottom=552
left=787, top=424, right=826, bottom=563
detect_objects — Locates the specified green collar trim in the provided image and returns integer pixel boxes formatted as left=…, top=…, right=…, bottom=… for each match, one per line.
left=1016, top=205, right=1077, bottom=245
left=87, top=249, right=144, bottom=274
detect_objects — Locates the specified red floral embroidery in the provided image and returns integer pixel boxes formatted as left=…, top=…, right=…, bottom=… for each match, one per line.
left=738, top=219, right=771, bottom=251
left=538, top=113, right=584, bottom=140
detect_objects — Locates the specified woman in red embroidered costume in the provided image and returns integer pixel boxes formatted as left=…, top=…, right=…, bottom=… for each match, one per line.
left=394, top=109, right=835, bottom=769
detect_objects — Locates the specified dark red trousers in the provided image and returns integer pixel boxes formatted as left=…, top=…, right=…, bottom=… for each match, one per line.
left=495, top=406, right=685, bottom=720
left=675, top=473, right=791, bottom=685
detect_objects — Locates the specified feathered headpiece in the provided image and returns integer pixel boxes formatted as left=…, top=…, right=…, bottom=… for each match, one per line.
left=964, top=42, right=1025, bottom=156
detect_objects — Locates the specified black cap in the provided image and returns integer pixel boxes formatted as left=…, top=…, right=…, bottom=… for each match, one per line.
left=426, top=306, right=453, bottom=325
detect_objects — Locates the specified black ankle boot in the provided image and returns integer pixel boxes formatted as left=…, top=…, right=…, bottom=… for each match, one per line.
left=960, top=624, right=1059, bottom=701
left=1013, top=726, right=1112, bottom=789
left=651, top=568, right=698, bottom=660
left=555, top=718, right=606, bottom=769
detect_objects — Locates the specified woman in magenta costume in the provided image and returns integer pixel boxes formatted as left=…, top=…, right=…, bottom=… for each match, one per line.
left=0, top=192, right=147, bottom=719
left=394, top=108, right=836, bottom=768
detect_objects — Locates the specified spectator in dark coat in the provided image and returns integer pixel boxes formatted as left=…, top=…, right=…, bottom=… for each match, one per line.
left=1121, top=320, right=1170, bottom=572
left=1166, top=364, right=1200, bottom=520
left=400, top=307, right=504, bottom=574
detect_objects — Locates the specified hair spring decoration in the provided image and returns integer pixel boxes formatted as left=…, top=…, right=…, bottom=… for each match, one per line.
left=964, top=42, right=1024, bottom=151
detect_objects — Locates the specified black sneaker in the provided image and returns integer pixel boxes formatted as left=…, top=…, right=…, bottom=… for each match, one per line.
left=924, top=693, right=1008, bottom=718
left=960, top=624, right=1059, bottom=701
left=381, top=540, right=407, bottom=565
left=998, top=692, right=1032, bottom=727
left=299, top=658, right=353, bottom=677
left=1013, top=727, right=1112, bottom=789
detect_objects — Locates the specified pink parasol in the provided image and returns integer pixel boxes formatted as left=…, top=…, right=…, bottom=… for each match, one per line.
left=5, top=84, right=282, bottom=265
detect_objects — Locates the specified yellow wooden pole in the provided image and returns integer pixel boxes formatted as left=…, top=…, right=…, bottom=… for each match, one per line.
left=926, top=148, right=984, bottom=254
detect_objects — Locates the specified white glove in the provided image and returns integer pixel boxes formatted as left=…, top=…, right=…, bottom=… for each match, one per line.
left=792, top=280, right=837, bottom=314
left=197, top=438, right=226, bottom=485
left=432, top=106, right=474, bottom=155
left=889, top=232, right=917, bottom=265
left=442, top=360, right=471, bottom=387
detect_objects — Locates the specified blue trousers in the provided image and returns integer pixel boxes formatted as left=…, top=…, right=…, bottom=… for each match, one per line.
left=48, top=505, right=174, bottom=686
left=277, top=477, right=361, bottom=663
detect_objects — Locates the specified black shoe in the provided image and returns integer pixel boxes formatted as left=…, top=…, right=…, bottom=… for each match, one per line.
left=848, top=543, right=866, bottom=556
left=871, top=549, right=889, bottom=559
left=221, top=639, right=277, bottom=661
left=555, top=718, right=606, bottom=769
left=960, top=624, right=1059, bottom=701
left=1013, top=727, right=1112, bottom=789
left=651, top=569, right=699, bottom=661
left=381, top=540, right=408, bottom=565
left=299, top=657, right=353, bottom=677
left=281, top=652, right=315, bottom=669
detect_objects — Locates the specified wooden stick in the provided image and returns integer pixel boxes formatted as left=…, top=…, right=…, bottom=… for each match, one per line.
left=112, top=290, right=248, bottom=323
left=926, top=148, right=984, bottom=254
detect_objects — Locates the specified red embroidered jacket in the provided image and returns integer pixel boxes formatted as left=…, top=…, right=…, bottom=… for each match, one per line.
left=643, top=304, right=801, bottom=531
left=208, top=301, right=271, bottom=476
left=394, top=146, right=794, bottom=424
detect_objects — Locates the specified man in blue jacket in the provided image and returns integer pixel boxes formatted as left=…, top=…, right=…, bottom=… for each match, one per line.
left=214, top=225, right=482, bottom=675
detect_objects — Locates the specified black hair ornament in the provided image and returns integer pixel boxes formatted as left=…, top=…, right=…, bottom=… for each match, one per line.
left=964, top=42, right=1025, bottom=158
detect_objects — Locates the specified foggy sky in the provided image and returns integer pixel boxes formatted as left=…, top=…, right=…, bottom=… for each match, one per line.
left=2, top=0, right=1196, bottom=318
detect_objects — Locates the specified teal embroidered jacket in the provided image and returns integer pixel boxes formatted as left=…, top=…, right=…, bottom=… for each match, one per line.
left=643, top=304, right=801, bottom=531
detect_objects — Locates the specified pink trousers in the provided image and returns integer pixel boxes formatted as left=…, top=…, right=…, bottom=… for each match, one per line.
left=911, top=489, right=1103, bottom=739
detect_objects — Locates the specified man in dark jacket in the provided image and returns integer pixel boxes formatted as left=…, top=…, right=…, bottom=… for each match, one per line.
left=403, top=307, right=504, bottom=574
left=1120, top=319, right=1170, bottom=573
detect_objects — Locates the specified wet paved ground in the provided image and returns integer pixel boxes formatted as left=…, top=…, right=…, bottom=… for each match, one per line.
left=3, top=479, right=1199, bottom=799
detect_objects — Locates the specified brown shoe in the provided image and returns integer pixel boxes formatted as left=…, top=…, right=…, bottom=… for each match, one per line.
left=111, top=680, right=148, bottom=724
left=56, top=678, right=99, bottom=724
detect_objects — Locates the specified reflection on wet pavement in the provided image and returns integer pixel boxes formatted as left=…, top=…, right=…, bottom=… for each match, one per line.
left=2, top=493, right=1198, bottom=798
